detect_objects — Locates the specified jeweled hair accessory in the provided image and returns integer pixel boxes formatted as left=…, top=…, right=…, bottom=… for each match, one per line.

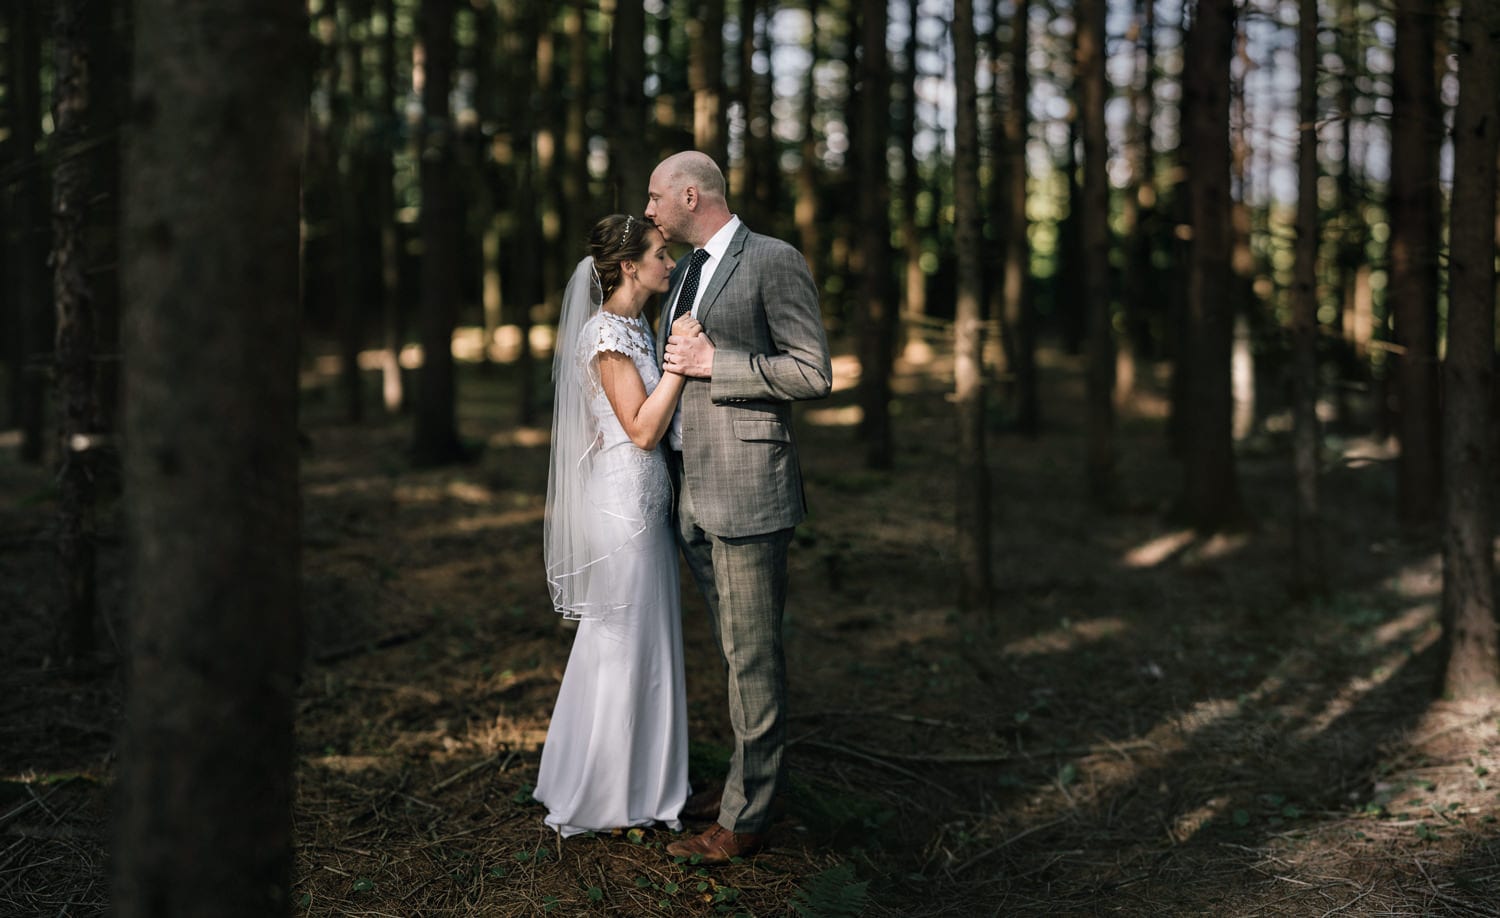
left=619, top=215, right=635, bottom=243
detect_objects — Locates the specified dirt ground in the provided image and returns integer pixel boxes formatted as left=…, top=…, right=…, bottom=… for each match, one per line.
left=3, top=334, right=1500, bottom=917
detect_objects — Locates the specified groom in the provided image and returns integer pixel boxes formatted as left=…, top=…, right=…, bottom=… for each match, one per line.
left=649, top=151, right=832, bottom=863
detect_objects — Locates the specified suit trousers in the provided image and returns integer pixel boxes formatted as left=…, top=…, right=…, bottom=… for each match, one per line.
left=669, top=448, right=792, bottom=834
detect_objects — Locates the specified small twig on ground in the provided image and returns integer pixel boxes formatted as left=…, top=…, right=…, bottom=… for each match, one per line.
left=0, top=778, right=74, bottom=832
left=794, top=740, right=959, bottom=798
left=792, top=709, right=960, bottom=728
left=429, top=753, right=501, bottom=794
left=951, top=816, right=1073, bottom=876
left=1318, top=884, right=1376, bottom=918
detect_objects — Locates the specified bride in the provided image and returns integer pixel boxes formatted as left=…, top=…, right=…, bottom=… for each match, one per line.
left=534, top=214, right=697, bottom=837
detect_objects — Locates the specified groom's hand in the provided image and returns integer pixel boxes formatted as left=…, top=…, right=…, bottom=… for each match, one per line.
left=665, top=329, right=714, bottom=378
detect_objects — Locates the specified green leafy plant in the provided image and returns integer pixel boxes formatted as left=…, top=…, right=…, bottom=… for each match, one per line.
left=790, top=864, right=869, bottom=917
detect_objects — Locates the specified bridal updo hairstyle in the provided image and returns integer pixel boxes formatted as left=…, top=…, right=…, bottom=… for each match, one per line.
left=588, top=214, right=657, bottom=304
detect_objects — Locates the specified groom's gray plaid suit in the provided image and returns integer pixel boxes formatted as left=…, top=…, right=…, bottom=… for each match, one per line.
left=659, top=222, right=831, bottom=834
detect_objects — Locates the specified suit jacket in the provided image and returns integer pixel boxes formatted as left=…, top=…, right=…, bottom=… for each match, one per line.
left=658, top=223, right=832, bottom=538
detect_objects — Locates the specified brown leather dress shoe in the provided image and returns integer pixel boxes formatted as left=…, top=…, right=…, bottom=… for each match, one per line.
left=679, top=784, right=724, bottom=822
left=664, top=824, right=767, bottom=865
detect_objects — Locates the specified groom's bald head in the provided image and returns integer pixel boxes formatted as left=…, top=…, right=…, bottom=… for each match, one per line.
left=645, top=151, right=732, bottom=248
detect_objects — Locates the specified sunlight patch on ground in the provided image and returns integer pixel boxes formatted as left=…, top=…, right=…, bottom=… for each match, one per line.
left=393, top=479, right=500, bottom=506
left=1001, top=616, right=1129, bottom=657
left=404, top=507, right=545, bottom=538
left=1387, top=555, right=1443, bottom=602
left=307, top=754, right=389, bottom=774
left=1121, top=529, right=1196, bottom=568
left=487, top=426, right=551, bottom=448
left=1293, top=606, right=1439, bottom=742
left=804, top=404, right=862, bottom=427
left=1170, top=795, right=1233, bottom=844
left=333, top=325, right=561, bottom=376
left=1372, top=604, right=1438, bottom=647
left=1193, top=531, right=1250, bottom=561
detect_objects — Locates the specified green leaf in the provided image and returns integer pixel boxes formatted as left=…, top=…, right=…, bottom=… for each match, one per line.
left=1416, top=822, right=1439, bottom=841
left=542, top=895, right=560, bottom=912
left=1232, top=809, right=1251, bottom=827
left=790, top=865, right=868, bottom=917
left=587, top=886, right=604, bottom=902
left=352, top=878, right=375, bottom=893
left=1281, top=804, right=1302, bottom=820
left=514, top=850, right=532, bottom=863
left=297, top=892, right=312, bottom=907
left=489, top=866, right=508, bottom=878
left=626, top=827, right=646, bottom=844
left=664, top=882, right=680, bottom=895
left=634, top=876, right=653, bottom=888
left=1058, top=763, right=1078, bottom=786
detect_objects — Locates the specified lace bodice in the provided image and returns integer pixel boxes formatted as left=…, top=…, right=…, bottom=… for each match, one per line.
left=574, top=310, right=671, bottom=525
left=579, top=311, right=663, bottom=450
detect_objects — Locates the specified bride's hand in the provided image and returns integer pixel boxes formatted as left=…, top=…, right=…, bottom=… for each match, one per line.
left=671, top=314, right=703, bottom=339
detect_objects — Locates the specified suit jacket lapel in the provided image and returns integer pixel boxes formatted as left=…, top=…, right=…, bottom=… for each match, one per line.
left=695, top=224, right=749, bottom=326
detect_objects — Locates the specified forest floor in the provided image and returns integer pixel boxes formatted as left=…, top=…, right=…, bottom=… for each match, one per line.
left=3, top=330, right=1500, bottom=917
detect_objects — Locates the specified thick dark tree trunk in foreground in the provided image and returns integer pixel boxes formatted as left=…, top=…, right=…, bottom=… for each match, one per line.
left=1179, top=0, right=1244, bottom=530
left=1290, top=0, right=1325, bottom=596
left=952, top=0, right=991, bottom=612
left=1439, top=0, right=1500, bottom=700
left=113, top=2, right=305, bottom=914
left=1388, top=0, right=1442, bottom=526
left=410, top=0, right=467, bottom=465
left=52, top=0, right=99, bottom=664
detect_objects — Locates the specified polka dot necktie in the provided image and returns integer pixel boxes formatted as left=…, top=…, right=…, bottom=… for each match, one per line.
left=671, top=249, right=711, bottom=324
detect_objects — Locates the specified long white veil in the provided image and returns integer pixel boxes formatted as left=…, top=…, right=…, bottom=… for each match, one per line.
left=543, top=256, right=643, bottom=620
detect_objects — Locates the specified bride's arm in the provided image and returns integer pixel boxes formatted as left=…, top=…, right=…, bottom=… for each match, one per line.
left=598, top=355, right=684, bottom=450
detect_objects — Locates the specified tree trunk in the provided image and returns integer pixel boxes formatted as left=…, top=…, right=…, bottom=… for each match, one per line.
left=1005, top=0, right=1037, bottom=436
left=410, top=0, right=466, bottom=465
left=377, top=0, right=404, bottom=413
left=1439, top=0, right=1500, bottom=700
left=1388, top=0, right=1442, bottom=525
left=1120, top=0, right=1157, bottom=398
left=795, top=0, right=821, bottom=286
left=52, top=0, right=98, bottom=664
left=335, top=4, right=365, bottom=423
left=86, top=0, right=124, bottom=470
left=563, top=0, right=591, bottom=251
left=508, top=0, right=542, bottom=426
left=1057, top=114, right=1085, bottom=355
left=857, top=0, right=894, bottom=469
left=11, top=0, right=49, bottom=464
left=1077, top=0, right=1116, bottom=507
left=1180, top=0, right=1244, bottom=529
left=1290, top=0, right=1325, bottom=596
left=113, top=1, right=304, bottom=914
left=609, top=0, right=649, bottom=211
left=690, top=0, right=727, bottom=168
left=953, top=0, right=991, bottom=612
left=899, top=0, right=925, bottom=357
left=1331, top=0, right=1367, bottom=427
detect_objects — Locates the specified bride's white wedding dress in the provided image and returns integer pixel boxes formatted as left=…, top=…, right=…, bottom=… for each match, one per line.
left=534, top=309, right=689, bottom=837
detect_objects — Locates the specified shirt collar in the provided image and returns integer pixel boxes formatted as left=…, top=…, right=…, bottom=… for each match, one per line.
left=699, top=215, right=741, bottom=262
